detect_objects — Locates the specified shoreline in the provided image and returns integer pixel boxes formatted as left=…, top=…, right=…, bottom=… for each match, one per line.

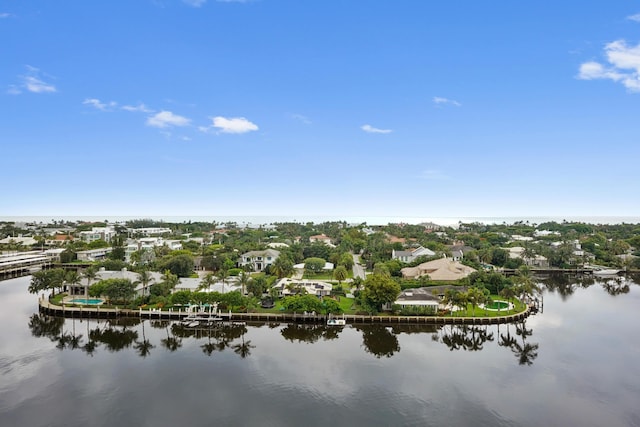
left=38, top=295, right=531, bottom=326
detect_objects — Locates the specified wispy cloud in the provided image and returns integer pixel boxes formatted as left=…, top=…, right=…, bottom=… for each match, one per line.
left=146, top=111, right=191, bottom=128
left=0, top=12, right=13, bottom=18
left=433, top=96, right=461, bottom=107
left=419, top=170, right=449, bottom=180
left=15, top=66, right=57, bottom=94
left=183, top=0, right=207, bottom=7
left=288, top=113, right=311, bottom=124
left=627, top=13, right=640, bottom=22
left=577, top=40, right=640, bottom=92
left=361, top=124, right=392, bottom=134
left=206, top=116, right=259, bottom=134
left=217, top=0, right=249, bottom=3
left=122, top=103, right=153, bottom=113
left=83, top=98, right=117, bottom=111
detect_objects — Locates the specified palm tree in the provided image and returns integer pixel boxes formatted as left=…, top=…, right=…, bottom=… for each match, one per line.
left=82, top=266, right=99, bottom=299
left=161, top=270, right=179, bottom=292
left=65, top=270, right=82, bottom=297
left=333, top=265, right=348, bottom=285
left=238, top=271, right=251, bottom=295
left=217, top=268, right=229, bottom=294
left=500, top=286, right=517, bottom=307
left=135, top=269, right=155, bottom=297
left=198, top=272, right=216, bottom=293
left=466, top=287, right=488, bottom=316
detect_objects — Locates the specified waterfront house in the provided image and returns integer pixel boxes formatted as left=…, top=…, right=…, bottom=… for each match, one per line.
left=272, top=278, right=333, bottom=297
left=77, top=248, right=113, bottom=261
left=401, top=257, right=476, bottom=280
left=238, top=249, right=280, bottom=272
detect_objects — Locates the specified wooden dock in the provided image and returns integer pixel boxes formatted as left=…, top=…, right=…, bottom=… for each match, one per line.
left=38, top=297, right=531, bottom=326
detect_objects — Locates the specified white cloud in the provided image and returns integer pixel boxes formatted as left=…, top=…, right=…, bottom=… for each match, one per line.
left=83, top=98, right=117, bottom=111
left=183, top=0, right=206, bottom=6
left=289, top=113, right=311, bottom=124
left=122, top=103, right=153, bottom=113
left=419, top=170, right=449, bottom=180
left=0, top=12, right=12, bottom=18
left=146, top=111, right=191, bottom=128
left=578, top=40, right=640, bottom=92
left=361, top=124, right=392, bottom=134
left=433, top=96, right=461, bottom=107
left=627, top=13, right=640, bottom=22
left=211, top=116, right=258, bottom=134
left=13, top=66, right=57, bottom=94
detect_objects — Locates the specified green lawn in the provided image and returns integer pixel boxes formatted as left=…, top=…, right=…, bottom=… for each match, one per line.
left=302, top=271, right=354, bottom=280
left=442, top=297, right=527, bottom=318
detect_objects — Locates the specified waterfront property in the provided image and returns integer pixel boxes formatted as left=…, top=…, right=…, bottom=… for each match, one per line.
left=273, top=278, right=333, bottom=297
left=401, top=257, right=476, bottom=280
left=238, top=249, right=280, bottom=272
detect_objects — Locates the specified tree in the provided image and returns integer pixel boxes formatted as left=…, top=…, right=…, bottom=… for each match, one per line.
left=199, top=272, right=217, bottom=292
left=466, top=287, right=489, bottom=315
left=29, top=268, right=66, bottom=296
left=339, top=252, right=354, bottom=269
left=271, top=256, right=294, bottom=279
left=238, top=271, right=251, bottom=295
left=217, top=267, right=229, bottom=293
left=135, top=269, right=155, bottom=297
left=304, top=257, right=326, bottom=275
left=160, top=254, right=194, bottom=277
left=322, top=298, right=342, bottom=315
left=333, top=265, right=348, bottom=284
left=361, top=273, right=401, bottom=312
left=98, top=278, right=136, bottom=304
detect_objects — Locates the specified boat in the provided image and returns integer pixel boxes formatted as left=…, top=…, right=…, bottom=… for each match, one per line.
left=594, top=269, right=620, bottom=276
left=327, top=316, right=346, bottom=326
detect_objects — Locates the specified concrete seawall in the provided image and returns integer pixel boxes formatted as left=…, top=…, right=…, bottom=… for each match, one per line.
left=38, top=297, right=531, bottom=326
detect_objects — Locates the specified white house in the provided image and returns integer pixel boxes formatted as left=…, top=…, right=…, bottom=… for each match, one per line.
left=273, top=278, right=333, bottom=297
left=77, top=248, right=113, bottom=261
left=392, top=246, right=436, bottom=263
left=78, top=226, right=116, bottom=243
left=505, top=246, right=549, bottom=268
left=238, top=249, right=280, bottom=272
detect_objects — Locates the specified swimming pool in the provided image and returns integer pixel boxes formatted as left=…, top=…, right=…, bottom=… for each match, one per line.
left=484, top=300, right=510, bottom=310
left=70, top=298, right=104, bottom=305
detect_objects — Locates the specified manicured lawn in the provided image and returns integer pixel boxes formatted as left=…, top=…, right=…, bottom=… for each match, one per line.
left=442, top=297, right=527, bottom=318
left=302, top=271, right=354, bottom=280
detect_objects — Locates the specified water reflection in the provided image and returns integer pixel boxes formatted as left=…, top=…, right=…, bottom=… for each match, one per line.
left=540, top=273, right=636, bottom=300
left=601, top=277, right=631, bottom=296
left=27, top=314, right=543, bottom=365
left=281, top=324, right=343, bottom=343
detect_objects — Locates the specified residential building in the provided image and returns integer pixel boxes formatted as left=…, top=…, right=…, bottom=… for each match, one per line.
left=238, top=249, right=280, bottom=272
left=392, top=246, right=436, bottom=263
left=401, top=257, right=476, bottom=280
left=78, top=226, right=116, bottom=243
left=273, top=278, right=333, bottom=297
left=77, top=248, right=113, bottom=261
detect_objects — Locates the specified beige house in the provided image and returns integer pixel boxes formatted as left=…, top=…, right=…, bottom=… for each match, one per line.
left=401, top=257, right=476, bottom=281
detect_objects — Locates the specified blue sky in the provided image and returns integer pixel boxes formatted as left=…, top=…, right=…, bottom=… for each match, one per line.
left=2, top=1, right=639, bottom=219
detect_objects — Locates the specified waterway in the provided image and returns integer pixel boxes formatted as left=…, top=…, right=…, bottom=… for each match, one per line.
left=1, top=274, right=639, bottom=427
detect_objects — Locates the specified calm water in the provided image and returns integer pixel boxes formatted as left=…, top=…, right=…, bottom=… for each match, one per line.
left=1, top=275, right=639, bottom=427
